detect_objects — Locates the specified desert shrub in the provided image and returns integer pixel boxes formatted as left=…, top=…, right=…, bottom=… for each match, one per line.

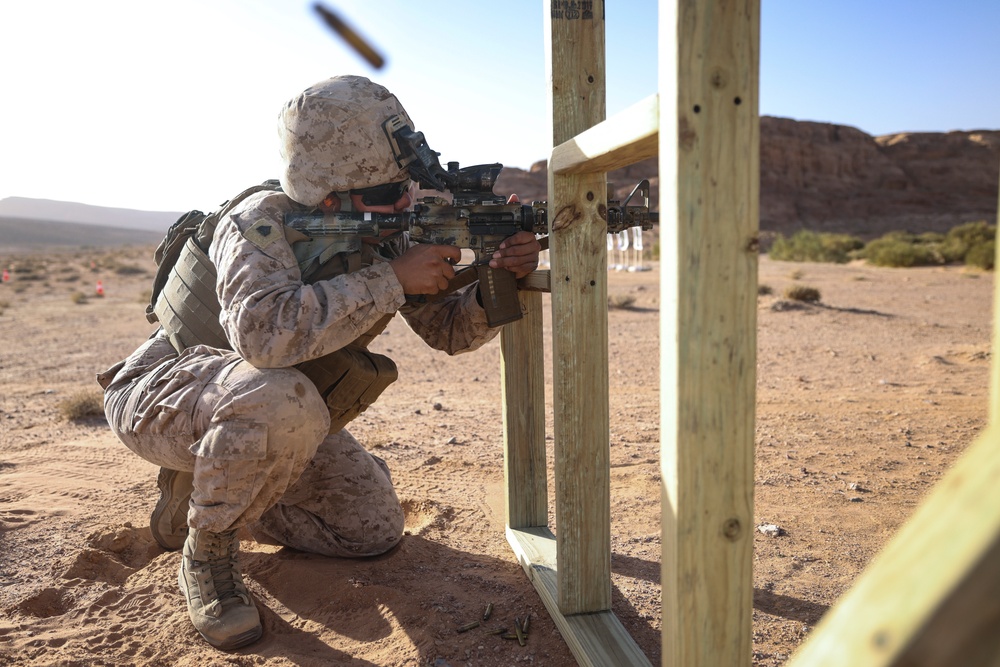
left=90, top=254, right=148, bottom=276
left=965, top=240, right=996, bottom=270
left=11, top=260, right=45, bottom=275
left=943, top=221, right=996, bottom=267
left=71, top=291, right=88, bottom=305
left=948, top=220, right=994, bottom=247
left=860, top=234, right=939, bottom=267
left=860, top=223, right=996, bottom=268
left=59, top=390, right=105, bottom=421
left=113, top=263, right=147, bottom=276
left=608, top=293, right=636, bottom=309
left=769, top=230, right=864, bottom=264
left=784, top=285, right=821, bottom=302
left=758, top=284, right=773, bottom=296
left=916, top=231, right=946, bottom=244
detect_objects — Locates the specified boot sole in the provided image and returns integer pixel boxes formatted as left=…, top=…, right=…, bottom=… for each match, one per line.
left=212, top=625, right=264, bottom=651
left=178, top=564, right=263, bottom=650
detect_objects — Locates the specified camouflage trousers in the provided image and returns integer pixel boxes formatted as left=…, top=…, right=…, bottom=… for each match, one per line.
left=104, top=338, right=404, bottom=558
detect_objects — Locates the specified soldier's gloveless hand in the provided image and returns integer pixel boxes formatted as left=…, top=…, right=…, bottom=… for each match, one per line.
left=389, top=244, right=461, bottom=294
left=490, top=230, right=542, bottom=279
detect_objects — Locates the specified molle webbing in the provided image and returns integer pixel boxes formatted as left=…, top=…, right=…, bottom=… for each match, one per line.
left=153, top=197, right=398, bottom=433
left=155, top=237, right=390, bottom=354
left=147, top=182, right=280, bottom=328
left=153, top=236, right=229, bottom=352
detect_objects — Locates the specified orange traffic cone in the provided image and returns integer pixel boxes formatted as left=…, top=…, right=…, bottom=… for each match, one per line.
left=96, top=280, right=105, bottom=297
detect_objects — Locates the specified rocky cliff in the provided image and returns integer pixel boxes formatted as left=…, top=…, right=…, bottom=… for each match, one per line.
left=494, top=117, right=1000, bottom=240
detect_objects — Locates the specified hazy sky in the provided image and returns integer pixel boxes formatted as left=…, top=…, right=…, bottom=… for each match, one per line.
left=1, top=0, right=997, bottom=213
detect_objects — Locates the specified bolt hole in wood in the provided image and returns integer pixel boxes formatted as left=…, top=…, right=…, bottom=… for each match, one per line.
left=587, top=191, right=594, bottom=201
left=693, top=104, right=701, bottom=113
left=735, top=96, right=742, bottom=105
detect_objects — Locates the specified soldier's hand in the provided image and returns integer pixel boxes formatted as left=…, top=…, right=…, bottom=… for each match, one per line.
left=490, top=229, right=541, bottom=279
left=390, top=244, right=461, bottom=295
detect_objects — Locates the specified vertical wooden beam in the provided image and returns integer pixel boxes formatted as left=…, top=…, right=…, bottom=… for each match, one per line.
left=545, top=0, right=611, bottom=614
left=659, top=0, right=759, bottom=665
left=991, top=166, right=1000, bottom=424
left=501, top=292, right=548, bottom=529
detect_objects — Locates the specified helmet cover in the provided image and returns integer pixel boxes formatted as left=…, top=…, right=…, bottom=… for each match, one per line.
left=277, top=75, right=413, bottom=206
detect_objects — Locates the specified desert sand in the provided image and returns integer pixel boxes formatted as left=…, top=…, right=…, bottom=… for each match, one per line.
left=0, top=245, right=992, bottom=666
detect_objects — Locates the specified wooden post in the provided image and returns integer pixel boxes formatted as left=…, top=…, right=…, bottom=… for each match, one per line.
left=546, top=0, right=611, bottom=614
left=501, top=292, right=548, bottom=529
left=991, top=166, right=1000, bottom=423
left=659, top=0, right=760, bottom=665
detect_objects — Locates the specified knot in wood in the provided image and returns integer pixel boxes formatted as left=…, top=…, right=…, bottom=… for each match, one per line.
left=711, top=68, right=729, bottom=89
left=551, top=204, right=582, bottom=232
left=679, top=117, right=697, bottom=151
left=872, top=629, right=891, bottom=650
left=722, top=518, right=741, bottom=541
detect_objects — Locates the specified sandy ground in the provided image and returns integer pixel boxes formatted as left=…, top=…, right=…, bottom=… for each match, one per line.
left=0, top=245, right=993, bottom=666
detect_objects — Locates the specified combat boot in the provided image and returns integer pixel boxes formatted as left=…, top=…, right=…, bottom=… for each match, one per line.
left=150, top=467, right=193, bottom=551
left=178, top=527, right=262, bottom=650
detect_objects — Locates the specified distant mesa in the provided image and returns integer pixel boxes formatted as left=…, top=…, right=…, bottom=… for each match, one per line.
left=0, top=197, right=181, bottom=232
left=0, top=197, right=182, bottom=248
left=494, top=116, right=1000, bottom=241
left=3, top=116, right=998, bottom=249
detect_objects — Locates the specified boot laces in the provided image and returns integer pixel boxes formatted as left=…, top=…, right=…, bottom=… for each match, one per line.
left=196, top=530, right=250, bottom=608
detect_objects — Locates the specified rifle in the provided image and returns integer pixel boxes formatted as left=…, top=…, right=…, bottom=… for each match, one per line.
left=285, top=119, right=658, bottom=327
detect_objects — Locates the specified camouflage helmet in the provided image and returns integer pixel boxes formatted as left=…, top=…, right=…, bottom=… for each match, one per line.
left=277, top=75, right=414, bottom=206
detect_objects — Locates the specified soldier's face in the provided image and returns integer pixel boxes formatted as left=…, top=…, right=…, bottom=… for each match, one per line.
left=318, top=180, right=413, bottom=215
left=316, top=190, right=411, bottom=215
left=350, top=189, right=411, bottom=214
left=350, top=179, right=413, bottom=214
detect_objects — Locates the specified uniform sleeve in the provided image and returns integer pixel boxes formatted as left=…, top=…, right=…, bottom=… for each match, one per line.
left=376, top=235, right=502, bottom=355
left=210, top=192, right=406, bottom=368
left=398, top=286, right=501, bottom=355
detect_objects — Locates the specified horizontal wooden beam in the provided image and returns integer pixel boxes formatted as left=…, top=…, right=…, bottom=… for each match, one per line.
left=517, top=270, right=551, bottom=293
left=550, top=94, right=659, bottom=175
left=785, top=427, right=1000, bottom=666
left=506, top=527, right=652, bottom=667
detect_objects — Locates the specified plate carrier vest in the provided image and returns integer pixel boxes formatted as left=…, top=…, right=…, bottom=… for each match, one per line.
left=147, top=182, right=397, bottom=434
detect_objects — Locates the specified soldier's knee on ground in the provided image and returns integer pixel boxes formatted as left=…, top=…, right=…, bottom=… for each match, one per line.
left=309, top=494, right=404, bottom=557
left=366, top=499, right=405, bottom=556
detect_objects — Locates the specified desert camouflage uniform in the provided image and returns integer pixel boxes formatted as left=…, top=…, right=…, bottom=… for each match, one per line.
left=102, top=188, right=499, bottom=557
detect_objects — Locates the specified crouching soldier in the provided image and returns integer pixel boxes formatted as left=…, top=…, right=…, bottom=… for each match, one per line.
left=97, top=75, right=540, bottom=650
